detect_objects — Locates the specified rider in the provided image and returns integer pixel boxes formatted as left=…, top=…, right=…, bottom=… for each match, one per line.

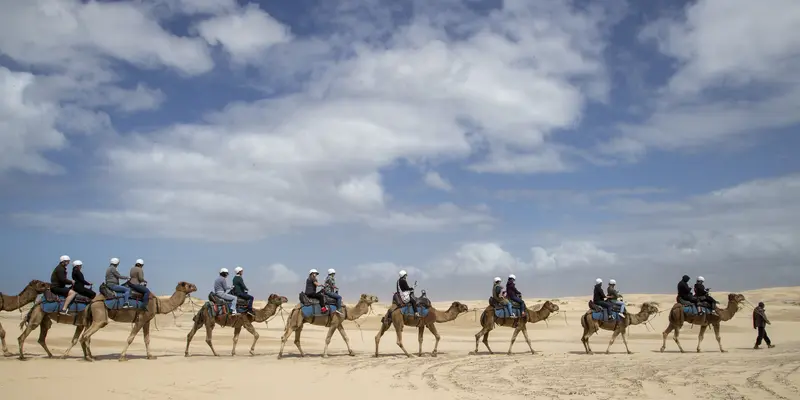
left=694, top=276, right=718, bottom=316
left=397, top=270, right=419, bottom=317
left=492, top=277, right=514, bottom=317
left=506, top=274, right=526, bottom=318
left=324, top=268, right=343, bottom=311
left=105, top=257, right=131, bottom=307
left=128, top=259, right=151, bottom=310
left=677, top=274, right=701, bottom=314
left=305, top=269, right=327, bottom=311
left=214, top=268, right=238, bottom=315
left=593, top=278, right=614, bottom=320
left=606, top=279, right=626, bottom=319
left=70, top=260, right=96, bottom=299
left=51, top=255, right=77, bottom=316
left=231, top=266, right=254, bottom=314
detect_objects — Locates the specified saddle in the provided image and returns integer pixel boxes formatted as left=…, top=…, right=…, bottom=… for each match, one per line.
left=44, top=290, right=92, bottom=304
left=298, top=292, right=337, bottom=306
left=99, top=283, right=116, bottom=299
left=588, top=300, right=622, bottom=313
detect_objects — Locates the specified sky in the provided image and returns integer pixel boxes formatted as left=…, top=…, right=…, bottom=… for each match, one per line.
left=1, top=0, right=799, bottom=303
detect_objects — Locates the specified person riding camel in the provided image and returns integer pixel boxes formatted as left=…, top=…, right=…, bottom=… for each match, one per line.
left=105, top=257, right=131, bottom=307
left=694, top=276, right=718, bottom=316
left=51, top=255, right=77, bottom=316
left=324, top=269, right=343, bottom=312
left=593, top=278, right=614, bottom=320
left=606, top=279, right=626, bottom=319
left=506, top=274, right=526, bottom=318
left=305, top=269, right=328, bottom=312
left=231, top=266, right=254, bottom=314
left=397, top=270, right=419, bottom=317
left=492, top=276, right=514, bottom=317
left=70, top=260, right=96, bottom=300
left=214, top=268, right=238, bottom=315
left=677, top=274, right=702, bottom=314
left=128, top=259, right=151, bottom=310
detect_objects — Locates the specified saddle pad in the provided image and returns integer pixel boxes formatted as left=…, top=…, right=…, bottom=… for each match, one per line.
left=44, top=291, right=92, bottom=303
left=683, top=306, right=710, bottom=316
left=103, top=298, right=146, bottom=310
left=494, top=307, right=522, bottom=318
left=301, top=304, right=336, bottom=318
left=591, top=311, right=622, bottom=321
left=399, top=305, right=429, bottom=317
left=40, top=298, right=88, bottom=314
left=129, top=291, right=145, bottom=301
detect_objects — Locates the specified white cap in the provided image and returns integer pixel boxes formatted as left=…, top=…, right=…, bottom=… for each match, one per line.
left=609, top=279, right=616, bottom=285
left=60, top=255, right=70, bottom=262
left=309, top=268, right=318, bottom=274
left=135, top=259, right=144, bottom=265
left=328, top=268, right=336, bottom=274
left=508, top=274, right=516, bottom=280
left=596, top=278, right=603, bottom=284
left=73, top=260, right=83, bottom=266
left=398, top=270, right=407, bottom=277
left=234, top=266, right=243, bottom=274
left=494, top=277, right=501, bottom=282
left=220, top=268, right=229, bottom=274
left=110, top=257, right=120, bottom=265
left=697, top=276, right=704, bottom=281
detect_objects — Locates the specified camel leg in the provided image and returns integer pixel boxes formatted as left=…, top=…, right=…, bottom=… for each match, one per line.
left=118, top=321, right=146, bottom=362
left=143, top=322, right=156, bottom=360
left=672, top=326, right=685, bottom=353
left=427, top=323, right=442, bottom=357
left=394, top=320, right=412, bottom=357
left=184, top=316, right=204, bottom=357
left=61, top=325, right=85, bottom=359
left=712, top=322, right=726, bottom=353
left=17, top=316, right=42, bottom=360
left=621, top=328, right=632, bottom=354
left=520, top=324, right=535, bottom=355
left=374, top=319, right=391, bottom=357
left=581, top=328, right=592, bottom=355
left=417, top=325, right=425, bottom=357
left=472, top=326, right=487, bottom=354
left=78, top=319, right=107, bottom=362
left=243, top=321, right=259, bottom=356
left=321, top=324, right=337, bottom=358
left=660, top=324, right=675, bottom=353
left=0, top=322, right=10, bottom=357
left=232, top=325, right=242, bottom=356
left=277, top=324, right=296, bottom=359
left=336, top=324, right=354, bottom=356
left=696, top=325, right=707, bottom=353
left=293, top=325, right=305, bottom=357
left=507, top=326, right=522, bottom=355
left=203, top=320, right=219, bottom=357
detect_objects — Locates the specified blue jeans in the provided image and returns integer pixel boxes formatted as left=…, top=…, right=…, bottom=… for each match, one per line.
left=508, top=295, right=526, bottom=315
left=325, top=292, right=342, bottom=309
left=127, top=283, right=150, bottom=308
left=611, top=300, right=625, bottom=314
left=236, top=293, right=254, bottom=310
left=109, top=284, right=130, bottom=304
left=505, top=302, right=514, bottom=317
left=216, top=291, right=238, bottom=312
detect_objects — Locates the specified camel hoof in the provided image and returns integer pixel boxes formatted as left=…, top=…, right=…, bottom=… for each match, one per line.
left=118, top=357, right=128, bottom=362
left=431, top=352, right=438, bottom=358
left=231, top=352, right=236, bottom=357
left=659, top=348, right=665, bottom=353
left=348, top=352, right=355, bottom=357
left=721, top=349, right=728, bottom=353
left=184, top=353, right=190, bottom=357
left=3, top=352, right=12, bottom=357
left=277, top=355, right=282, bottom=360
left=83, top=357, right=94, bottom=362
left=147, top=355, right=157, bottom=360
left=321, top=354, right=329, bottom=358
left=588, top=352, right=594, bottom=355
left=627, top=351, right=633, bottom=355
left=18, top=356, right=27, bottom=361
left=249, top=351, right=256, bottom=356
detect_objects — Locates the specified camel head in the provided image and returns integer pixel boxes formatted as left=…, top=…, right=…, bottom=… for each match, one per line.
left=449, top=301, right=469, bottom=313
left=639, top=301, right=659, bottom=314
left=528, top=300, right=559, bottom=322
left=727, top=293, right=746, bottom=305
left=28, top=280, right=50, bottom=293
left=176, top=281, right=198, bottom=295
left=359, top=294, right=379, bottom=305
left=267, top=294, right=289, bottom=305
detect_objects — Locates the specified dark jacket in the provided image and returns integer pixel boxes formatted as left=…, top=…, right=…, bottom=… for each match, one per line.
left=694, top=282, right=709, bottom=297
left=304, top=276, right=318, bottom=295
left=752, top=307, right=770, bottom=329
left=232, top=275, right=248, bottom=296
left=492, top=282, right=508, bottom=304
left=397, top=277, right=412, bottom=292
left=678, top=280, right=693, bottom=301
left=506, top=280, right=521, bottom=298
left=51, top=265, right=72, bottom=288
left=592, top=283, right=606, bottom=303
left=71, top=267, right=91, bottom=289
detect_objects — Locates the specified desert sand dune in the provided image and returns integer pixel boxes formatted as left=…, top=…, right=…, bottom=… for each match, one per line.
left=1, top=287, right=799, bottom=400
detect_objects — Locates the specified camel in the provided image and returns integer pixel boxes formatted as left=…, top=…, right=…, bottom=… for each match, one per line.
left=0, top=280, right=50, bottom=356
left=17, top=291, right=96, bottom=360
left=277, top=294, right=379, bottom=359
left=660, top=293, right=746, bottom=353
left=580, top=301, right=659, bottom=354
left=75, top=281, right=197, bottom=361
left=184, top=293, right=289, bottom=357
left=472, top=300, right=559, bottom=355
left=374, top=301, right=469, bottom=357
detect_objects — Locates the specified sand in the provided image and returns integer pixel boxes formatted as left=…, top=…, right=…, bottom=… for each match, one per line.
left=1, top=287, right=799, bottom=400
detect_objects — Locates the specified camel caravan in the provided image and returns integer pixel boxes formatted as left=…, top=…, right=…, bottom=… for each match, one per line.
left=2, top=256, right=752, bottom=361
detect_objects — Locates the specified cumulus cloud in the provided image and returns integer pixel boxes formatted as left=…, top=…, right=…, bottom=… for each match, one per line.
left=266, top=263, right=300, bottom=285
left=423, top=171, right=453, bottom=192
left=195, top=3, right=291, bottom=64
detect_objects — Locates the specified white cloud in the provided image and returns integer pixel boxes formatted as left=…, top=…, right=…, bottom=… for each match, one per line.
left=530, top=241, right=617, bottom=271
left=266, top=263, right=300, bottom=285
left=195, top=4, right=291, bottom=64
left=423, top=171, right=453, bottom=192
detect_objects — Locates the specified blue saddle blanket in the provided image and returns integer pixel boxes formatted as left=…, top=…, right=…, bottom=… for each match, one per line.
left=301, top=304, right=337, bottom=318
left=683, top=305, right=710, bottom=316
left=40, top=299, right=88, bottom=314
left=103, top=297, right=147, bottom=310
left=494, top=307, right=522, bottom=318
left=399, top=305, right=429, bottom=317
left=591, top=310, right=623, bottom=321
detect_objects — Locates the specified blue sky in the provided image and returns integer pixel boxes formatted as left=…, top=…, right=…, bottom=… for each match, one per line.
left=1, top=0, right=799, bottom=302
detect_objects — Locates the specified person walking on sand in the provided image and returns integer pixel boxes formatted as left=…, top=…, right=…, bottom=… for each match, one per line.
left=753, top=301, right=775, bottom=349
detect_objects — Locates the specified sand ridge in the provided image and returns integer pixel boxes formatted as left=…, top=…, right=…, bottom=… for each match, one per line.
left=1, top=286, right=799, bottom=399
